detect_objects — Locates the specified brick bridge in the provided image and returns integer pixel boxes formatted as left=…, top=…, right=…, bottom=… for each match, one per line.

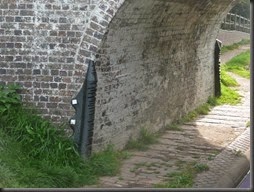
left=0, top=0, right=239, bottom=151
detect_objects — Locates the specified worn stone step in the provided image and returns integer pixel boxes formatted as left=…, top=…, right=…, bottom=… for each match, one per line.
left=186, top=122, right=246, bottom=129
left=197, top=115, right=249, bottom=122
left=208, top=111, right=249, bottom=118
left=212, top=106, right=249, bottom=112
left=194, top=118, right=247, bottom=126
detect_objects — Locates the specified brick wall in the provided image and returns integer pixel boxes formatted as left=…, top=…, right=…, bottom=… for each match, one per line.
left=0, top=0, right=237, bottom=151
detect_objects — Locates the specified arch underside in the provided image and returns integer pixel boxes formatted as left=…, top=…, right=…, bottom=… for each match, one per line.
left=92, top=0, right=236, bottom=150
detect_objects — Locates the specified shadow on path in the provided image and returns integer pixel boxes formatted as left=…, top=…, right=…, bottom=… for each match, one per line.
left=97, top=48, right=250, bottom=188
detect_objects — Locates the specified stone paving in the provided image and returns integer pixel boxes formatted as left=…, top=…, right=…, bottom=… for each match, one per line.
left=96, top=49, right=250, bottom=188
left=193, top=128, right=250, bottom=188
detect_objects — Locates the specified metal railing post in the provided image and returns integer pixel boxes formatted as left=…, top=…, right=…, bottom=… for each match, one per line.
left=234, top=14, right=236, bottom=30
left=70, top=60, right=98, bottom=158
left=214, top=39, right=222, bottom=97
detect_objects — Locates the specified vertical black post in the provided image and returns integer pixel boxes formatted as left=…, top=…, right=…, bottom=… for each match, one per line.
left=70, top=60, right=97, bottom=158
left=214, top=39, right=222, bottom=97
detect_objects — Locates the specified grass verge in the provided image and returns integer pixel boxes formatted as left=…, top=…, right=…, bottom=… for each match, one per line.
left=222, top=50, right=250, bottom=79
left=216, top=84, right=241, bottom=105
left=220, top=39, right=250, bottom=54
left=217, top=49, right=250, bottom=105
left=154, top=162, right=209, bottom=188
left=0, top=84, right=129, bottom=188
left=220, top=70, right=239, bottom=87
left=125, top=128, right=158, bottom=151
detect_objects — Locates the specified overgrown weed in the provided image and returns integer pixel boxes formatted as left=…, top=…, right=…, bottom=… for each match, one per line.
left=221, top=39, right=250, bottom=54
left=223, top=50, right=250, bottom=79
left=0, top=84, right=128, bottom=187
left=125, top=128, right=158, bottom=151
left=154, top=162, right=209, bottom=188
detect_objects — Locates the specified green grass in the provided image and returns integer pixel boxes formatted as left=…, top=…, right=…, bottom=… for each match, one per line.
left=220, top=70, right=239, bottom=87
left=223, top=50, right=250, bottom=79
left=0, top=85, right=129, bottom=188
left=207, top=150, right=220, bottom=161
left=216, top=84, right=241, bottom=105
left=165, top=124, right=183, bottom=131
left=221, top=39, right=250, bottom=54
left=0, top=122, right=128, bottom=188
left=125, top=128, right=158, bottom=151
left=215, top=49, right=250, bottom=105
left=176, top=103, right=211, bottom=125
left=217, top=52, right=247, bottom=106
left=154, top=162, right=209, bottom=188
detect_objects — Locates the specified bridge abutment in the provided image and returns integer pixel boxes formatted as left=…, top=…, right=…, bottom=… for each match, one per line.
left=0, top=0, right=238, bottom=151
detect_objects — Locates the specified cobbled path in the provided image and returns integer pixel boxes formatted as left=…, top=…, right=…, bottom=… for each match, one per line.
left=97, top=49, right=250, bottom=188
left=193, top=72, right=250, bottom=188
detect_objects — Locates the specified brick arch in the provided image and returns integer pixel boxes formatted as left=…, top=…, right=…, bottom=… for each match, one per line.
left=91, top=0, right=237, bottom=150
left=0, top=0, right=237, bottom=151
left=0, top=0, right=124, bottom=122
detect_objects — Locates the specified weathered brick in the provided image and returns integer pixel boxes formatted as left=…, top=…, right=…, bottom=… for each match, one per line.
left=67, top=31, right=75, bottom=37
left=58, top=31, right=66, bottom=36
left=26, top=4, right=33, bottom=9
left=20, top=10, right=34, bottom=16
left=41, top=83, right=49, bottom=89
left=46, top=102, right=58, bottom=108
left=14, top=30, right=22, bottom=35
left=6, top=43, right=14, bottom=48
left=62, top=5, right=69, bottom=10
left=58, top=24, right=71, bottom=30
left=5, top=56, right=14, bottom=61
left=0, top=4, right=8, bottom=9
left=66, top=57, right=74, bottom=63
left=6, top=16, right=14, bottom=22
left=33, top=69, right=41, bottom=75
left=18, top=4, right=26, bottom=9
left=40, top=96, right=49, bottom=102
left=51, top=70, right=59, bottom=76
left=59, top=17, right=67, bottom=23
left=50, top=83, right=58, bottom=89
left=0, top=29, right=4, bottom=35
left=0, top=69, right=7, bottom=74
left=15, top=43, right=22, bottom=48
left=50, top=30, right=57, bottom=36
left=59, top=83, right=67, bottom=89
left=49, top=96, right=61, bottom=102
left=60, top=71, right=68, bottom=76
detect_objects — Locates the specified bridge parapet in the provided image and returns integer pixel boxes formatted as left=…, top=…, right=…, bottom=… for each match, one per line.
left=221, top=13, right=250, bottom=33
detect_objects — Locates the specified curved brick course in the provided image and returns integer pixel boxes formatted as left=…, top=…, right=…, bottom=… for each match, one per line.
left=0, top=0, right=237, bottom=150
